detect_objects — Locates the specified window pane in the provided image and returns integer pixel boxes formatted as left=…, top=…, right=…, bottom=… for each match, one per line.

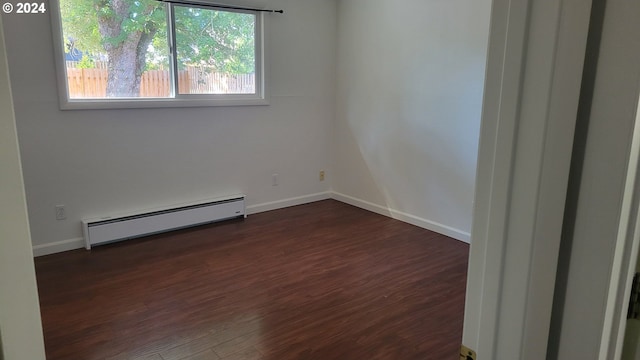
left=59, top=0, right=169, bottom=99
left=174, top=6, right=256, bottom=95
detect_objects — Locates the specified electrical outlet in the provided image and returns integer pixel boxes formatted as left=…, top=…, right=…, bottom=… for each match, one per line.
left=55, top=205, right=66, bottom=220
left=319, top=170, right=325, bottom=181
left=272, top=173, right=279, bottom=186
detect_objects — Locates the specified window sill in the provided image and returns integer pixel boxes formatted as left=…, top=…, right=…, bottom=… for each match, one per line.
left=59, top=96, right=269, bottom=110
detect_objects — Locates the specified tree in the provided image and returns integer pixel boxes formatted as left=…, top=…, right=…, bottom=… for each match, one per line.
left=98, top=0, right=165, bottom=96
left=173, top=6, right=255, bottom=74
left=61, top=0, right=165, bottom=96
left=60, top=0, right=255, bottom=97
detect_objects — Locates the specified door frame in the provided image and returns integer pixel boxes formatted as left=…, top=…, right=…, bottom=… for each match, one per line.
left=600, top=87, right=640, bottom=360
left=0, top=14, right=46, bottom=360
left=462, top=0, right=593, bottom=358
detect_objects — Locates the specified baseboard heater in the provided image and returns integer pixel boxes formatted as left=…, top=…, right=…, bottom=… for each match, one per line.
left=82, top=194, right=246, bottom=249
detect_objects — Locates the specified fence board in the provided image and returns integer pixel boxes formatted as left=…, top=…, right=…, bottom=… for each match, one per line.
left=66, top=65, right=254, bottom=98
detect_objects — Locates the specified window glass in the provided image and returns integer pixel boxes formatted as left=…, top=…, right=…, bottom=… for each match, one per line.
left=60, top=0, right=170, bottom=99
left=55, top=0, right=262, bottom=106
left=173, top=5, right=256, bottom=95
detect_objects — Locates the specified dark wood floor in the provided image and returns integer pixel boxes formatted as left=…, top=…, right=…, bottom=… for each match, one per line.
left=35, top=200, right=469, bottom=360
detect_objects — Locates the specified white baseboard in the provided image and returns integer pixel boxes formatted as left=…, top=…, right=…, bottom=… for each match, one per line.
left=32, top=191, right=467, bottom=257
left=32, top=237, right=85, bottom=257
left=330, top=191, right=471, bottom=243
left=32, top=192, right=332, bottom=257
left=246, top=192, right=332, bottom=215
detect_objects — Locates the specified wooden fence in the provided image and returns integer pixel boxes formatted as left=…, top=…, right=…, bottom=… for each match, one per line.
left=184, top=67, right=255, bottom=95
left=66, top=67, right=255, bottom=98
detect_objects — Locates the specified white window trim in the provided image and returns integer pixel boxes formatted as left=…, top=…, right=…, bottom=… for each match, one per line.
left=49, top=0, right=269, bottom=110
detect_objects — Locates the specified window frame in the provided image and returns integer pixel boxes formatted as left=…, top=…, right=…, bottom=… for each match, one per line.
left=49, top=0, right=268, bottom=110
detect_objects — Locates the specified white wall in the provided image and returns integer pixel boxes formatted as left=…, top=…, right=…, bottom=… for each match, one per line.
left=333, top=0, right=491, bottom=241
left=1, top=0, right=337, bottom=255
left=0, top=15, right=46, bottom=360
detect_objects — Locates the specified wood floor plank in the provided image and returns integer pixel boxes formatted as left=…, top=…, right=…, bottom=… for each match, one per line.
left=180, top=349, right=220, bottom=360
left=217, top=346, right=263, bottom=360
left=35, top=200, right=468, bottom=360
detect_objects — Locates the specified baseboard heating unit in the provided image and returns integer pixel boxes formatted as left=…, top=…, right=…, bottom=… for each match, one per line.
left=82, top=194, right=246, bottom=249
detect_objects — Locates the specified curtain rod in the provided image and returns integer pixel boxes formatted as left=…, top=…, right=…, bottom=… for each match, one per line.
left=155, top=0, right=284, bottom=13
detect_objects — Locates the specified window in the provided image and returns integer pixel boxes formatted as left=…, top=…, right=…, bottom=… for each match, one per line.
left=51, top=0, right=265, bottom=109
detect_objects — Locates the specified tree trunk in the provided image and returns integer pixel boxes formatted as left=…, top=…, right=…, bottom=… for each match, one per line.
left=96, top=0, right=157, bottom=97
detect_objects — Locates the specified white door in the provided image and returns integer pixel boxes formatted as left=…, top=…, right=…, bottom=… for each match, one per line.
left=464, top=0, right=640, bottom=358
left=462, top=0, right=593, bottom=358
left=598, top=58, right=640, bottom=360
left=539, top=0, right=640, bottom=358
left=0, top=15, right=46, bottom=360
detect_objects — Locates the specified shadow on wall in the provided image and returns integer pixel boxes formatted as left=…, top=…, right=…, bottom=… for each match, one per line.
left=337, top=62, right=484, bottom=234
left=344, top=83, right=481, bottom=230
left=333, top=0, right=490, bottom=236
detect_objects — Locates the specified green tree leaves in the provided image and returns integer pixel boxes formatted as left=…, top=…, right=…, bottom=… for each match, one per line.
left=174, top=6, right=255, bottom=73
left=59, top=0, right=256, bottom=97
left=60, top=0, right=255, bottom=75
